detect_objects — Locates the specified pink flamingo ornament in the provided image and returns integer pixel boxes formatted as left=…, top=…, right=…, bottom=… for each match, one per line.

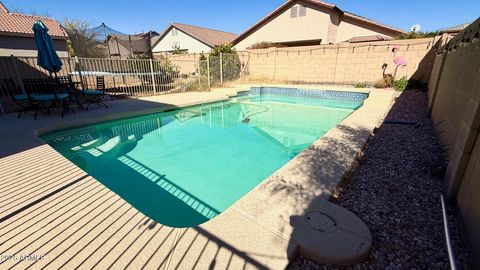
left=392, top=46, right=407, bottom=80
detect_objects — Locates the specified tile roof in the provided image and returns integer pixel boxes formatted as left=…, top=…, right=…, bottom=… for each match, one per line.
left=0, top=2, right=66, bottom=38
left=150, top=36, right=161, bottom=46
left=308, top=0, right=406, bottom=35
left=346, top=35, right=392, bottom=43
left=341, top=10, right=406, bottom=35
left=167, top=22, right=238, bottom=47
left=439, top=22, right=472, bottom=34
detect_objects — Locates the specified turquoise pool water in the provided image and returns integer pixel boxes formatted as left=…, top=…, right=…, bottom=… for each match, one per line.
left=42, top=88, right=367, bottom=227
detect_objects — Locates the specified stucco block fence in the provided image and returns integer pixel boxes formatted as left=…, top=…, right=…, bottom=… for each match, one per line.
left=1, top=36, right=442, bottom=115
left=162, top=38, right=440, bottom=86
left=236, top=38, right=438, bottom=85
left=428, top=17, right=480, bottom=266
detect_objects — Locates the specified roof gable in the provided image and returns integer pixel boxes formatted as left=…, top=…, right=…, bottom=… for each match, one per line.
left=0, top=2, right=66, bottom=38
left=154, top=22, right=238, bottom=48
left=232, top=0, right=406, bottom=45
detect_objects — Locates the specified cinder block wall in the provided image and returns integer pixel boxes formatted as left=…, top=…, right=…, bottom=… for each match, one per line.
left=428, top=18, right=480, bottom=266
left=239, top=37, right=439, bottom=84
left=155, top=53, right=200, bottom=74
left=161, top=38, right=440, bottom=85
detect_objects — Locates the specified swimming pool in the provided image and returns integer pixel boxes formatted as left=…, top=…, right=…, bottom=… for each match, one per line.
left=41, top=87, right=368, bottom=227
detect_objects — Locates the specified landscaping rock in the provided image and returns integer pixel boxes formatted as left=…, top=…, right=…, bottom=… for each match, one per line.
left=288, top=90, right=470, bottom=270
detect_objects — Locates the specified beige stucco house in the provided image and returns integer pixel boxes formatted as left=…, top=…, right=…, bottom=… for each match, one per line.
left=0, top=2, right=68, bottom=57
left=152, top=22, right=238, bottom=54
left=232, top=0, right=407, bottom=50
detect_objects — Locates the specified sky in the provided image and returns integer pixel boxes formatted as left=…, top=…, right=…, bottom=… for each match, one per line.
left=4, top=0, right=480, bottom=35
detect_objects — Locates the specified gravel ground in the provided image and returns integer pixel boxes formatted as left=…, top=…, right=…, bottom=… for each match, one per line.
left=288, top=90, right=470, bottom=270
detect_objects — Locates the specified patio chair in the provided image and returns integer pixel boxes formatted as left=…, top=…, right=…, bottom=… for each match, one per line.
left=55, top=75, right=83, bottom=109
left=23, top=78, right=73, bottom=119
left=80, top=76, right=108, bottom=110
left=51, top=77, right=77, bottom=116
left=1, top=78, right=41, bottom=118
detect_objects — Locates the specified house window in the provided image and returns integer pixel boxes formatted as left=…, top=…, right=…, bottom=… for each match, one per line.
left=172, top=28, right=178, bottom=36
left=298, top=5, right=306, bottom=17
left=291, top=5, right=306, bottom=18
left=290, top=6, right=298, bottom=18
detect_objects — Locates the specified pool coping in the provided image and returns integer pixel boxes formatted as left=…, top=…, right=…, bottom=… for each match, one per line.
left=213, top=84, right=394, bottom=265
left=0, top=86, right=395, bottom=269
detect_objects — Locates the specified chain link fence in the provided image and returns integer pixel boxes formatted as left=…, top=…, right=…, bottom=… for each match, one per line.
left=196, top=53, right=242, bottom=88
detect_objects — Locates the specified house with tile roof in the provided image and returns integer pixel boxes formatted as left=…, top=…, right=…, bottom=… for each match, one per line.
left=232, top=0, right=407, bottom=50
left=0, top=2, right=67, bottom=57
left=152, top=22, right=238, bottom=54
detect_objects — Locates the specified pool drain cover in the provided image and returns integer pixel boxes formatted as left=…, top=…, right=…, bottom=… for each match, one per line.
left=305, top=211, right=337, bottom=233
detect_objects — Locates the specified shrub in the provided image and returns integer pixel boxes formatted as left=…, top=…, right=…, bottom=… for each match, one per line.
left=354, top=83, right=369, bottom=88
left=396, top=31, right=439, bottom=40
left=126, top=55, right=179, bottom=84
left=247, top=41, right=274, bottom=50
left=171, top=45, right=187, bottom=55
left=393, top=77, right=408, bottom=91
left=209, top=44, right=236, bottom=57
left=392, top=77, right=428, bottom=91
left=154, top=55, right=178, bottom=72
left=199, top=44, right=241, bottom=85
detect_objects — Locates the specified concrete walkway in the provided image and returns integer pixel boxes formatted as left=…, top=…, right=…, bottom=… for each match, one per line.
left=0, top=86, right=394, bottom=269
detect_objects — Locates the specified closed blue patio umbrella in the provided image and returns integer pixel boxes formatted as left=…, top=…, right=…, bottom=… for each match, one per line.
left=32, top=20, right=63, bottom=74
left=31, top=20, right=74, bottom=119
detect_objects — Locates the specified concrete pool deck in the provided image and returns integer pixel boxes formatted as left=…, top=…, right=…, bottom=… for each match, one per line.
left=0, top=85, right=394, bottom=269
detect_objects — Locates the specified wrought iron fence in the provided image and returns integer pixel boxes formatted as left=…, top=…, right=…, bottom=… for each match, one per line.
left=0, top=56, right=202, bottom=95
left=0, top=54, right=245, bottom=114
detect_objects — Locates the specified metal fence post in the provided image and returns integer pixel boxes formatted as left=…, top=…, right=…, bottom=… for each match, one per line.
left=149, top=58, right=157, bottom=95
left=207, top=56, right=211, bottom=89
left=220, top=52, right=223, bottom=85
left=10, top=55, right=26, bottom=94
left=74, top=56, right=85, bottom=90
left=197, top=61, right=201, bottom=87
left=273, top=49, right=277, bottom=81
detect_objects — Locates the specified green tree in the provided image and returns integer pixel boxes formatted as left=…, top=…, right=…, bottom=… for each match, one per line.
left=199, top=44, right=241, bottom=84
left=396, top=31, right=439, bottom=39
left=209, top=44, right=236, bottom=57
